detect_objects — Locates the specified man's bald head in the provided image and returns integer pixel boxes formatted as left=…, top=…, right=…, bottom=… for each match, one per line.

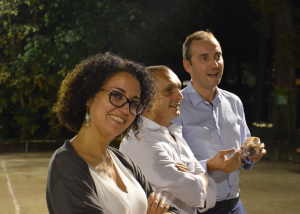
left=146, top=65, right=171, bottom=74
left=146, top=66, right=178, bottom=89
left=145, top=66, right=183, bottom=127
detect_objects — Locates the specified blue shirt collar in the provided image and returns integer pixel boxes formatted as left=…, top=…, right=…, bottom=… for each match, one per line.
left=186, top=81, right=222, bottom=106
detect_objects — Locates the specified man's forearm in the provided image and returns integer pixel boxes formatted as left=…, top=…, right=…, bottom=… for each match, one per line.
left=195, top=173, right=209, bottom=190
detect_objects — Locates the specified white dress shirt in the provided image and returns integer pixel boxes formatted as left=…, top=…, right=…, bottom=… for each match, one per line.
left=120, top=116, right=217, bottom=214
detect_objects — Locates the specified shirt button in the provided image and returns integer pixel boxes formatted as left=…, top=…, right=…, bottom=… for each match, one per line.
left=218, top=127, right=221, bottom=130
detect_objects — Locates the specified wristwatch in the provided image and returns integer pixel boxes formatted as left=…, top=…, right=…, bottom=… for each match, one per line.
left=245, top=156, right=253, bottom=164
left=241, top=156, right=252, bottom=167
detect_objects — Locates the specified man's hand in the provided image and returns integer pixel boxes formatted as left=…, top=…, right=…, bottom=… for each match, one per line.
left=207, top=149, right=242, bottom=174
left=241, top=143, right=267, bottom=163
left=175, top=162, right=190, bottom=173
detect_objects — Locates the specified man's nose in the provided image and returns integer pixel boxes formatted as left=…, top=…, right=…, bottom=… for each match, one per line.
left=175, top=89, right=183, bottom=101
left=211, top=59, right=219, bottom=68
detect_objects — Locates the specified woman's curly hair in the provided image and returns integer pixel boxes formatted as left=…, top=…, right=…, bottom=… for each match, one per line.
left=53, top=52, right=156, bottom=138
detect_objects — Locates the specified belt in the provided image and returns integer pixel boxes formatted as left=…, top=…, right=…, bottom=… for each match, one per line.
left=215, top=196, right=239, bottom=210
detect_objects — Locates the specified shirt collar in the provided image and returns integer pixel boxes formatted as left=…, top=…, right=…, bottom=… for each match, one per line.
left=141, top=116, right=182, bottom=133
left=213, top=87, right=222, bottom=104
left=186, top=81, right=222, bottom=106
left=141, top=116, right=161, bottom=131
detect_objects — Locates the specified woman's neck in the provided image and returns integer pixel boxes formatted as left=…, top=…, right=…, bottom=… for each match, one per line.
left=71, top=126, right=113, bottom=161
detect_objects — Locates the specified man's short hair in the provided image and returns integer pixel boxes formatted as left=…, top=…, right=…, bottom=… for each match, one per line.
left=146, top=65, right=171, bottom=73
left=182, top=30, right=217, bottom=64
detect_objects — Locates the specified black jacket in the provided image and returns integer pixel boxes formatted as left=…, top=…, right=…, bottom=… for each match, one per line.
left=46, top=140, right=179, bottom=214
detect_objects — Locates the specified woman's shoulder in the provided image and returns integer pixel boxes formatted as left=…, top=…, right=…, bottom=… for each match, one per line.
left=48, top=140, right=90, bottom=183
left=50, top=140, right=84, bottom=165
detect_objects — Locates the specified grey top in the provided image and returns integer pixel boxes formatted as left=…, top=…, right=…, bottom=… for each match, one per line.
left=46, top=140, right=179, bottom=214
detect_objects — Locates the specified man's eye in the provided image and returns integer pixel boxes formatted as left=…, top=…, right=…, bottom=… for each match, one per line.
left=162, top=88, right=172, bottom=96
left=201, top=57, right=207, bottom=61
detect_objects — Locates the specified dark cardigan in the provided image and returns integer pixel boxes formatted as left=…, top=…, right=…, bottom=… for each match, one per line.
left=46, top=140, right=179, bottom=214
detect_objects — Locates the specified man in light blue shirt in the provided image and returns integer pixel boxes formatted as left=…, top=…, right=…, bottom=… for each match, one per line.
left=172, top=31, right=267, bottom=214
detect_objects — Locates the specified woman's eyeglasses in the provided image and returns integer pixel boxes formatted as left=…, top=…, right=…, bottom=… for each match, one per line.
left=100, top=89, right=145, bottom=115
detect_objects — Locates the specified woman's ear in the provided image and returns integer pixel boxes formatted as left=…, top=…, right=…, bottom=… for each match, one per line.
left=86, top=97, right=92, bottom=107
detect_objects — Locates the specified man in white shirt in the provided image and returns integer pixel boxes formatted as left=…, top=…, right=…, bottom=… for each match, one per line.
left=120, top=66, right=217, bottom=214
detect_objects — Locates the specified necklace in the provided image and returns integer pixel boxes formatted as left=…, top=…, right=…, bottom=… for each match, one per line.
left=89, top=150, right=114, bottom=179
left=84, top=141, right=114, bottom=172
left=90, top=150, right=114, bottom=171
left=81, top=139, right=114, bottom=173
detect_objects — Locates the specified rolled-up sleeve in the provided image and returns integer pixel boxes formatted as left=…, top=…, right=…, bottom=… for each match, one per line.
left=193, top=158, right=217, bottom=212
left=241, top=161, right=254, bottom=170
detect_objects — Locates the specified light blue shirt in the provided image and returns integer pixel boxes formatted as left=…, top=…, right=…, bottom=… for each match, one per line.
left=172, top=81, right=252, bottom=201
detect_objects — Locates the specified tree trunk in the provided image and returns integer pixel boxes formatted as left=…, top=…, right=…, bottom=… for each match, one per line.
left=254, top=31, right=268, bottom=121
left=272, top=0, right=297, bottom=145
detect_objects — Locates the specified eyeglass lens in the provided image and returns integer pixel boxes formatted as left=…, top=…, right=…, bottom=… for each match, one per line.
left=110, top=91, right=144, bottom=115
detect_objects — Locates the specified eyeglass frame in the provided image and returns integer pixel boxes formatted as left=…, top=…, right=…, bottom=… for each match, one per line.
left=99, top=89, right=146, bottom=115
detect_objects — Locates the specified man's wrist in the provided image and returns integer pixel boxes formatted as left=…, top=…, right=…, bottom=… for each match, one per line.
left=206, top=158, right=219, bottom=173
left=241, top=156, right=248, bottom=167
left=206, top=158, right=217, bottom=173
left=245, top=156, right=253, bottom=164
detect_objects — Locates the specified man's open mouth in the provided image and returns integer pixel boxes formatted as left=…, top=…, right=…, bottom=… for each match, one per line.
left=207, top=72, right=218, bottom=77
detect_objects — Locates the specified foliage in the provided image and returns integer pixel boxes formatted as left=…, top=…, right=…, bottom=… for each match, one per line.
left=251, top=0, right=299, bottom=141
left=273, top=83, right=292, bottom=95
left=0, top=0, right=218, bottom=141
left=251, top=0, right=300, bottom=71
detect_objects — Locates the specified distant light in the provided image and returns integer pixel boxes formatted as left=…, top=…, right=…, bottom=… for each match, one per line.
left=182, top=80, right=190, bottom=87
left=252, top=121, right=273, bottom=128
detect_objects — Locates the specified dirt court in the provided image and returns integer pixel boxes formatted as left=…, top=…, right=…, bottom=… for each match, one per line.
left=0, top=152, right=299, bottom=214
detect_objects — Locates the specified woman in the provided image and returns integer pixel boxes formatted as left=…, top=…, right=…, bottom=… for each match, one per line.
left=46, top=53, right=179, bottom=214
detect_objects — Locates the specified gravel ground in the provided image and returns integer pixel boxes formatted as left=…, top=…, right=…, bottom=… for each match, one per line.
left=0, top=152, right=299, bottom=214
left=239, top=159, right=300, bottom=214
